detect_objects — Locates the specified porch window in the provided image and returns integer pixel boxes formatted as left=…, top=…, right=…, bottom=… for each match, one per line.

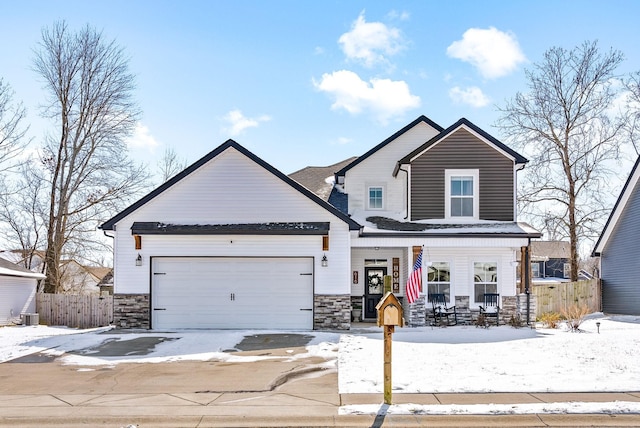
left=368, top=186, right=383, bottom=210
left=427, top=262, right=451, bottom=301
left=445, top=169, right=479, bottom=219
left=474, top=262, right=497, bottom=303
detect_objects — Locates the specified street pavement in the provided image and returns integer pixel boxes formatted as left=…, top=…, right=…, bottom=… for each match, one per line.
left=1, top=333, right=640, bottom=427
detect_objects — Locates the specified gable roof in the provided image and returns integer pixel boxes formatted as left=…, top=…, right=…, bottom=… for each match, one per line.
left=394, top=117, right=528, bottom=175
left=288, top=156, right=357, bottom=201
left=531, top=241, right=570, bottom=260
left=593, top=156, right=640, bottom=256
left=335, top=115, right=443, bottom=178
left=100, top=140, right=361, bottom=231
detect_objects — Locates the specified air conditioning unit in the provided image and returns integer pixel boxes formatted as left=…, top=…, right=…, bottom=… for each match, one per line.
left=22, top=313, right=39, bottom=326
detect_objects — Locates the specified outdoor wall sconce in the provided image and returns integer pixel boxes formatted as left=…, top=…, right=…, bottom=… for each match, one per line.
left=321, top=254, right=328, bottom=267
left=135, top=253, right=142, bottom=266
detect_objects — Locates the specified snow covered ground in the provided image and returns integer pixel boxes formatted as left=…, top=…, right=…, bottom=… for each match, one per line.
left=1, top=312, right=639, bottom=415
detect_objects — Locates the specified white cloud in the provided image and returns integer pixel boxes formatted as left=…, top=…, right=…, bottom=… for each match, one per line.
left=222, top=109, right=271, bottom=137
left=126, top=122, right=160, bottom=152
left=449, top=86, right=491, bottom=107
left=313, top=70, right=421, bottom=124
left=447, top=27, right=526, bottom=79
left=338, top=12, right=405, bottom=68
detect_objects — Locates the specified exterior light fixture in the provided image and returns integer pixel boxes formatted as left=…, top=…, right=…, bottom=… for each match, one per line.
left=321, top=254, right=328, bottom=267
left=596, top=321, right=601, bottom=334
left=136, top=253, right=142, bottom=266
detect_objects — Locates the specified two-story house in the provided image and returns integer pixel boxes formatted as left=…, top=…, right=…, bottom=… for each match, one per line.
left=101, top=115, right=539, bottom=330
left=329, top=116, right=540, bottom=324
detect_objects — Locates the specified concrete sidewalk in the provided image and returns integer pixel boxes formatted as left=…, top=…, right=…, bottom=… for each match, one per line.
left=1, top=350, right=640, bottom=427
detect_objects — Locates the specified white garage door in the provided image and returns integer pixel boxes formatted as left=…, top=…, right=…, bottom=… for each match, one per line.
left=152, top=257, right=314, bottom=329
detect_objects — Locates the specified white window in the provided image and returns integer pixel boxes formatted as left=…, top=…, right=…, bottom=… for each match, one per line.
left=563, top=263, right=571, bottom=278
left=427, top=262, right=451, bottom=301
left=445, top=170, right=479, bottom=219
left=368, top=186, right=384, bottom=210
left=474, top=262, right=497, bottom=303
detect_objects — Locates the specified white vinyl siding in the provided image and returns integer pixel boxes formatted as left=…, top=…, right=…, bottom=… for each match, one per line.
left=344, top=121, right=440, bottom=217
left=112, top=147, right=352, bottom=297
left=0, top=277, right=37, bottom=326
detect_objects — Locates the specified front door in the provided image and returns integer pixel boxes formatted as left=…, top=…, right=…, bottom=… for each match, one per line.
left=364, top=267, right=386, bottom=319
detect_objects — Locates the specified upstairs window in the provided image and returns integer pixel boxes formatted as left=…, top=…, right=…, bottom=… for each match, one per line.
left=445, top=169, right=479, bottom=219
left=368, top=186, right=383, bottom=210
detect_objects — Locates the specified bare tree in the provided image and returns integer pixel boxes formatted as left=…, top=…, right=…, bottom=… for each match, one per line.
left=0, top=160, right=48, bottom=270
left=0, top=78, right=28, bottom=172
left=625, top=71, right=640, bottom=155
left=157, top=147, right=187, bottom=183
left=34, top=22, right=150, bottom=293
left=496, top=41, right=628, bottom=281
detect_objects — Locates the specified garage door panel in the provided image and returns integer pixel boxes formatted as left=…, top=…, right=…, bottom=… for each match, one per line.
left=152, top=257, right=313, bottom=329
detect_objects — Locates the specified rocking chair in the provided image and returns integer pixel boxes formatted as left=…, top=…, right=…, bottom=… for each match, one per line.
left=479, top=293, right=500, bottom=326
left=429, top=293, right=457, bottom=326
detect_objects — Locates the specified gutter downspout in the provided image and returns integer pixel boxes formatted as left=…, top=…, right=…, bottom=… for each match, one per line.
left=525, top=238, right=531, bottom=325
left=399, top=167, right=409, bottom=220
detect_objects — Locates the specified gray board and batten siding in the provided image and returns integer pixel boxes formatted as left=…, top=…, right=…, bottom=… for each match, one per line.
left=409, top=128, right=515, bottom=222
left=599, top=175, right=640, bottom=315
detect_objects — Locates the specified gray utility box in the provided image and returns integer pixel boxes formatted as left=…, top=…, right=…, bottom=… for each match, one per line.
left=22, top=313, right=39, bottom=326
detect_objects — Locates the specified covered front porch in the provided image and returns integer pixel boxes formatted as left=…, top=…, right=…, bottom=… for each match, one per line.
left=349, top=236, right=534, bottom=327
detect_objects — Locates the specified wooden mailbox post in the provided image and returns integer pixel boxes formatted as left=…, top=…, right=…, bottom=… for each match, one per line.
left=375, top=292, right=405, bottom=405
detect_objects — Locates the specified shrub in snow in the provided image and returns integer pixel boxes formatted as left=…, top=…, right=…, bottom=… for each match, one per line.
left=561, top=305, right=591, bottom=332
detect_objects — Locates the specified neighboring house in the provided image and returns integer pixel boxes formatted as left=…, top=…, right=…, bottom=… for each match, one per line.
left=101, top=115, right=540, bottom=330
left=593, top=156, right=640, bottom=315
left=58, top=261, right=111, bottom=295
left=530, top=241, right=571, bottom=282
left=0, top=258, right=45, bottom=325
left=0, top=251, right=111, bottom=295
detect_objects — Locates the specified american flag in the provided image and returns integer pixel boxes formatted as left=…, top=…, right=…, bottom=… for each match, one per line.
left=406, top=247, right=423, bottom=304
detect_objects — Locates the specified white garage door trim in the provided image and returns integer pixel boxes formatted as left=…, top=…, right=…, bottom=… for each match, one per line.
left=151, top=256, right=314, bottom=330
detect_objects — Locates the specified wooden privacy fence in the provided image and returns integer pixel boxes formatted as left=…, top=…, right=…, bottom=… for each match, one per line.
left=532, top=279, right=601, bottom=317
left=37, top=294, right=113, bottom=329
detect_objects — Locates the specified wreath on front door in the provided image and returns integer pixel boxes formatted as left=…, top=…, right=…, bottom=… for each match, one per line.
left=368, top=273, right=383, bottom=293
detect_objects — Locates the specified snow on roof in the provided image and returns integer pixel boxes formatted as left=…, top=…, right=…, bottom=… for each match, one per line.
left=354, top=215, right=541, bottom=237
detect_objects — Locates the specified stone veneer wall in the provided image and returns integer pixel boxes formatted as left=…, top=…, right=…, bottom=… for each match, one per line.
left=113, top=294, right=150, bottom=329
left=516, top=293, right=537, bottom=325
left=314, top=294, right=351, bottom=330
left=405, top=296, right=426, bottom=327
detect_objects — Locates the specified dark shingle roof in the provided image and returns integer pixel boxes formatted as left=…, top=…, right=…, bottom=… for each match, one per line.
left=131, top=221, right=331, bottom=235
left=288, top=156, right=357, bottom=201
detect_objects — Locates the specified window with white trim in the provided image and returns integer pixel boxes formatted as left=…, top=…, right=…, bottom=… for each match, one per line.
left=368, top=186, right=384, bottom=210
left=474, top=262, right=497, bottom=303
left=427, top=262, right=451, bottom=301
left=445, top=169, right=479, bottom=219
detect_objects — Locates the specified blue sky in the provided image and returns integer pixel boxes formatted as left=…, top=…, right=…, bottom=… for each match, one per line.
left=2, top=0, right=639, bottom=176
